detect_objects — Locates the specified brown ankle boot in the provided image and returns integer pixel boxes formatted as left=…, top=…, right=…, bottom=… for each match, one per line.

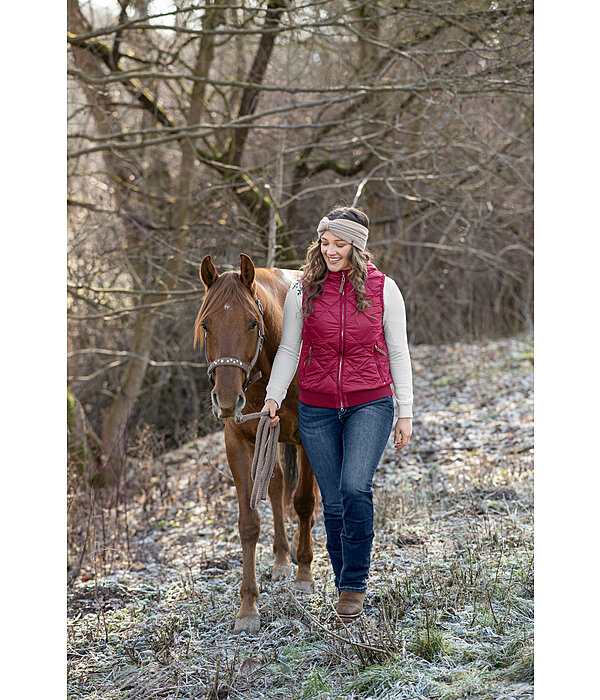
left=336, top=591, right=366, bottom=620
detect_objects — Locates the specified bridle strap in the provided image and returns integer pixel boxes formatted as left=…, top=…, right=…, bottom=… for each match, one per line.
left=205, top=298, right=265, bottom=391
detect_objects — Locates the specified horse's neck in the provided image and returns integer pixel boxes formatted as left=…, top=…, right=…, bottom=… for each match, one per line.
left=255, top=333, right=278, bottom=386
left=253, top=290, right=284, bottom=407
left=246, top=352, right=276, bottom=411
left=253, top=273, right=288, bottom=401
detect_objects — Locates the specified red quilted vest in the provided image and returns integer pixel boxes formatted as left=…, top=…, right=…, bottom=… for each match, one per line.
left=298, top=261, right=393, bottom=409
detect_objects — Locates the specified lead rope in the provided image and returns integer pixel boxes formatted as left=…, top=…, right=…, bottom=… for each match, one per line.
left=234, top=410, right=280, bottom=510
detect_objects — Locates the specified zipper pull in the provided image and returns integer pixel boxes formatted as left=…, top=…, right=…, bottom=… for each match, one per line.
left=339, top=272, right=346, bottom=294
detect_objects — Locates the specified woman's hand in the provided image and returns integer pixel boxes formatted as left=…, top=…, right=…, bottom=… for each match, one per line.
left=262, top=398, right=280, bottom=427
left=394, top=417, right=412, bottom=450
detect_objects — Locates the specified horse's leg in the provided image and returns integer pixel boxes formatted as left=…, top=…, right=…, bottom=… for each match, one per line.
left=268, top=454, right=292, bottom=580
left=292, top=443, right=317, bottom=592
left=224, top=422, right=261, bottom=634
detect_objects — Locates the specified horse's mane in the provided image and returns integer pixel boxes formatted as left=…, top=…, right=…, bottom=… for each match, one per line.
left=194, top=269, right=284, bottom=349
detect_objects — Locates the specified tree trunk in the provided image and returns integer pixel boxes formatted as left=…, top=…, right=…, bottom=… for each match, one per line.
left=72, top=0, right=224, bottom=482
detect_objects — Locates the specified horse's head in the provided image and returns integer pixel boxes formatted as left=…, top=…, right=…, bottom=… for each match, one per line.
left=195, top=254, right=264, bottom=420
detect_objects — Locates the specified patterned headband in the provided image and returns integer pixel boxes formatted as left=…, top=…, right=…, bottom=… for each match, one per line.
left=316, top=216, right=369, bottom=252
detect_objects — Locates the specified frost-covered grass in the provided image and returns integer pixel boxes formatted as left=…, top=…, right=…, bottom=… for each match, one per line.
left=67, top=335, right=533, bottom=699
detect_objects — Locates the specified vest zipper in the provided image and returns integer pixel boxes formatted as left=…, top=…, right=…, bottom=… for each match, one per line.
left=338, top=271, right=346, bottom=409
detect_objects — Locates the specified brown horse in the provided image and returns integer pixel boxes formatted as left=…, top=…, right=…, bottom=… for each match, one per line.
left=194, top=253, right=318, bottom=634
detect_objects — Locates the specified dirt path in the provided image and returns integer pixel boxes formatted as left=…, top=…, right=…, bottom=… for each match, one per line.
left=68, top=335, right=533, bottom=699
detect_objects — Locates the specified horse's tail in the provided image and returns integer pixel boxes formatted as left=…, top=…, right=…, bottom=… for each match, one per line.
left=279, top=442, right=298, bottom=507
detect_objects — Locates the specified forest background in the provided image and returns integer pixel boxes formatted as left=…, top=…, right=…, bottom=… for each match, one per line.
left=2, top=1, right=595, bottom=697
left=67, top=0, right=534, bottom=480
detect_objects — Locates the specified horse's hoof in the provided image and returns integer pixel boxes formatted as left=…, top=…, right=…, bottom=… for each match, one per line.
left=272, top=564, right=292, bottom=581
left=233, top=616, right=260, bottom=634
left=291, top=579, right=315, bottom=594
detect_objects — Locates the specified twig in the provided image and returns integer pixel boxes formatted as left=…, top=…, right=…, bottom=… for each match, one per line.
left=431, top=506, right=465, bottom=521
left=289, top=590, right=394, bottom=657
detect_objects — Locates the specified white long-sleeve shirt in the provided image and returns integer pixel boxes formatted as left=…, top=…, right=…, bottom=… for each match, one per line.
left=265, top=276, right=414, bottom=417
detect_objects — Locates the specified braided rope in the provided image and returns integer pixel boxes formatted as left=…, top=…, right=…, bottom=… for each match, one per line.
left=234, top=410, right=280, bottom=510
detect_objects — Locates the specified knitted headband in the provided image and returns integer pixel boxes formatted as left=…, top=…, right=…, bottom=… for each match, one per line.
left=317, top=216, right=369, bottom=252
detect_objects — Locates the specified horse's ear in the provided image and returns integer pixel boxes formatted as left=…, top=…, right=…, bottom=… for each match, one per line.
left=240, top=253, right=255, bottom=290
left=200, top=255, right=219, bottom=289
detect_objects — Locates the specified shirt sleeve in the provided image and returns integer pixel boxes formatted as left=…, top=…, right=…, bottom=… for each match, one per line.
left=265, top=279, right=304, bottom=409
left=383, top=277, right=414, bottom=418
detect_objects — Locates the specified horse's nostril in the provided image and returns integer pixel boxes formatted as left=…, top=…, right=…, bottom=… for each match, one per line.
left=211, top=393, right=223, bottom=418
left=236, top=393, right=246, bottom=412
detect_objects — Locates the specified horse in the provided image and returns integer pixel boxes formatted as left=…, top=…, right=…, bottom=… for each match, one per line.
left=194, top=253, right=318, bottom=634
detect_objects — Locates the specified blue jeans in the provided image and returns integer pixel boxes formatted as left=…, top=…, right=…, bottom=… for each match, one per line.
left=298, top=396, right=394, bottom=592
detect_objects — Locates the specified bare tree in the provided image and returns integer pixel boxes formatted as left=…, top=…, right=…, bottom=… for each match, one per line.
left=67, top=0, right=533, bottom=473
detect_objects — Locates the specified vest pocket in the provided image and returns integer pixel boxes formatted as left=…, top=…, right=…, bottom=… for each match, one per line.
left=299, top=345, right=312, bottom=388
left=303, top=345, right=312, bottom=368
left=374, top=344, right=389, bottom=382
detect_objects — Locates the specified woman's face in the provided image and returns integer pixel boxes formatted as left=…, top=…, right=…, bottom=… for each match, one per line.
left=320, top=231, right=353, bottom=272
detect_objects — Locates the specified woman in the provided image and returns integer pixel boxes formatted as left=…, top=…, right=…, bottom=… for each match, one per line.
left=262, top=206, right=413, bottom=621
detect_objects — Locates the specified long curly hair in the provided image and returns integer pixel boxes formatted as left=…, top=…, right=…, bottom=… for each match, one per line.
left=301, top=206, right=375, bottom=319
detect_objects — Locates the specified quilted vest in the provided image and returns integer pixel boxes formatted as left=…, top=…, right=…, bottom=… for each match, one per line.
left=298, top=261, right=393, bottom=409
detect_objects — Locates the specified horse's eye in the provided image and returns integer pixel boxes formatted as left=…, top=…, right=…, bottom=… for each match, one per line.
left=249, top=319, right=258, bottom=330
left=201, top=322, right=208, bottom=331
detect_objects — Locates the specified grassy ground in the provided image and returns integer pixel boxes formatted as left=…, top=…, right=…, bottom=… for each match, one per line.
left=67, top=335, right=533, bottom=699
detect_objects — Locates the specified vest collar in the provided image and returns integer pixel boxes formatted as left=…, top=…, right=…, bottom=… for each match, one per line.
left=323, top=260, right=377, bottom=281
left=324, top=267, right=347, bottom=282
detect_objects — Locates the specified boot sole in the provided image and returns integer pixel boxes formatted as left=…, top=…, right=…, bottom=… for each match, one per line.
left=335, top=611, right=362, bottom=621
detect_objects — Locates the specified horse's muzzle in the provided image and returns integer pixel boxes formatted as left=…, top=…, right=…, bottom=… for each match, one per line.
left=211, top=390, right=246, bottom=420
